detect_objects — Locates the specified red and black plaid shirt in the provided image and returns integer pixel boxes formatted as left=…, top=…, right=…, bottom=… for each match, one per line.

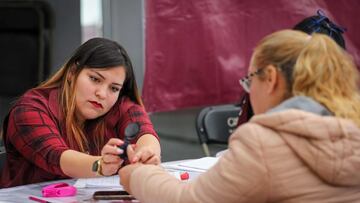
left=0, top=88, right=158, bottom=188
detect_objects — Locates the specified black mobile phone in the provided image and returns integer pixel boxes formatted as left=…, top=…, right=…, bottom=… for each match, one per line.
left=93, top=190, right=136, bottom=200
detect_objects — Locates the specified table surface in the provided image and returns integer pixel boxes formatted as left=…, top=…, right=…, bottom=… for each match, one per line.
left=0, top=178, right=102, bottom=203
left=0, top=160, right=202, bottom=203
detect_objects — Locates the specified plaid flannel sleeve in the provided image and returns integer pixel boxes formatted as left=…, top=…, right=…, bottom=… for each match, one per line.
left=7, top=105, right=69, bottom=176
left=117, top=104, right=159, bottom=143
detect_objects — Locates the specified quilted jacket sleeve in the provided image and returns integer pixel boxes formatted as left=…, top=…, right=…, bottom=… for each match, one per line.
left=129, top=123, right=270, bottom=203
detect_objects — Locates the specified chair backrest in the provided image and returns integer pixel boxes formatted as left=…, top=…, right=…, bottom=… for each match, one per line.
left=0, top=148, right=5, bottom=174
left=0, top=0, right=53, bottom=96
left=0, top=135, right=6, bottom=174
left=0, top=0, right=54, bottom=130
left=196, top=104, right=241, bottom=156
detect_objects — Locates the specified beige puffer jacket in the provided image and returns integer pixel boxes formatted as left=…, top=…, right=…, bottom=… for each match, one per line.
left=129, top=97, right=360, bottom=203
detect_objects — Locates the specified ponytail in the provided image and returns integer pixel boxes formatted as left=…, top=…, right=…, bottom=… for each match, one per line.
left=253, top=30, right=360, bottom=127
left=293, top=33, right=360, bottom=126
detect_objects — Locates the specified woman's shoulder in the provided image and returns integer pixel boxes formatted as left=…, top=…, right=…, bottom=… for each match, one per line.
left=111, top=97, right=144, bottom=113
left=14, top=87, right=59, bottom=112
left=229, top=117, right=285, bottom=148
left=17, top=88, right=45, bottom=101
left=232, top=109, right=360, bottom=150
left=102, top=97, right=147, bottom=128
left=105, top=96, right=144, bottom=120
left=21, top=87, right=54, bottom=100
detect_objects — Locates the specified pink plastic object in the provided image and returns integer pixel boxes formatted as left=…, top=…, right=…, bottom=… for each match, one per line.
left=42, top=182, right=77, bottom=197
left=180, top=172, right=189, bottom=180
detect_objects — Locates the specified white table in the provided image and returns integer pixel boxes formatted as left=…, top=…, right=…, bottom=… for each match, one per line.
left=0, top=179, right=96, bottom=203
left=0, top=160, right=203, bottom=203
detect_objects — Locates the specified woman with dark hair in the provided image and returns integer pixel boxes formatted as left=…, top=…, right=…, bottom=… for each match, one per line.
left=0, top=38, right=161, bottom=188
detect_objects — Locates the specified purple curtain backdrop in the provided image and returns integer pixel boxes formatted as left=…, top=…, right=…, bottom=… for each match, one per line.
left=143, top=0, right=360, bottom=112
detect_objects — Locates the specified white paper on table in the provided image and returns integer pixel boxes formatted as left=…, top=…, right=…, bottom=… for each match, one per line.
left=164, top=157, right=219, bottom=172
left=73, top=175, right=123, bottom=189
left=73, top=170, right=188, bottom=189
left=73, top=158, right=217, bottom=189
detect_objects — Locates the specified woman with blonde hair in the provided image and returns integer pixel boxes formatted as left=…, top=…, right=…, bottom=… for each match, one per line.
left=237, top=9, right=347, bottom=128
left=0, top=38, right=161, bottom=188
left=120, top=30, right=360, bottom=202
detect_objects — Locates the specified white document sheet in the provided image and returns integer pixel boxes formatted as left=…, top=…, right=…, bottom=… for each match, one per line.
left=164, top=157, right=219, bottom=172
left=74, top=175, right=123, bottom=189
left=73, top=170, right=185, bottom=189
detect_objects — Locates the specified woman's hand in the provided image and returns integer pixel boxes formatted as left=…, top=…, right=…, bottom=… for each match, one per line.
left=119, top=163, right=143, bottom=193
left=100, top=138, right=125, bottom=176
left=127, top=144, right=161, bottom=165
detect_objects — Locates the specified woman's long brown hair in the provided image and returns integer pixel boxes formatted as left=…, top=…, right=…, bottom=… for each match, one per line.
left=38, top=38, right=142, bottom=153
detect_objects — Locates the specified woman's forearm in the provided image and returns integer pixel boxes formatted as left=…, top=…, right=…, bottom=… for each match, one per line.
left=59, top=135, right=160, bottom=178
left=60, top=149, right=100, bottom=178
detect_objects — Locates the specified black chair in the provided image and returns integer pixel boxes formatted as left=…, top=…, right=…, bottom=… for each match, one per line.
left=0, top=142, right=5, bottom=174
left=0, top=0, right=54, bottom=129
left=196, top=104, right=241, bottom=156
left=0, top=114, right=9, bottom=173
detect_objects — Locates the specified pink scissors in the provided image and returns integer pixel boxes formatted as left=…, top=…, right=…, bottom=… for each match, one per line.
left=42, top=182, right=77, bottom=197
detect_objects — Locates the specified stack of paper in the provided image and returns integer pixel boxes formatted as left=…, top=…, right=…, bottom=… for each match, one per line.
left=73, top=157, right=219, bottom=189
left=164, top=157, right=219, bottom=172
left=74, top=175, right=123, bottom=189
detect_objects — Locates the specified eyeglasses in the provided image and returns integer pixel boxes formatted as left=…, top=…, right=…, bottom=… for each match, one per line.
left=239, top=68, right=263, bottom=93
